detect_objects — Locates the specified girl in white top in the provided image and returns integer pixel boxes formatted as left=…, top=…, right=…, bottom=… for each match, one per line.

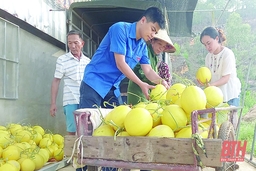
left=200, top=27, right=241, bottom=130
left=200, top=26, right=241, bottom=106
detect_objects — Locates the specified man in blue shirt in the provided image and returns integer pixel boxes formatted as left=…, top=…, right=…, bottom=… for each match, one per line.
left=79, top=7, right=169, bottom=109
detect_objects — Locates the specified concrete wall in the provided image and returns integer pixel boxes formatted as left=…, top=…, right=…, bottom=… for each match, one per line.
left=0, top=20, right=67, bottom=135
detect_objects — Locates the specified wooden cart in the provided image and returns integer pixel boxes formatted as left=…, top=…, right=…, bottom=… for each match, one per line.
left=64, top=106, right=240, bottom=171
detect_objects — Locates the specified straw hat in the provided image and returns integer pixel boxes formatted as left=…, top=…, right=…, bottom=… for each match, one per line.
left=154, top=29, right=176, bottom=53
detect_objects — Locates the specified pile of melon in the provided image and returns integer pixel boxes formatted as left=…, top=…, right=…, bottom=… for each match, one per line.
left=93, top=66, right=225, bottom=140
left=0, top=124, right=64, bottom=171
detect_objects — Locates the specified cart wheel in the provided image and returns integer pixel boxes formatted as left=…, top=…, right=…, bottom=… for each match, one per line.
left=215, top=121, right=239, bottom=171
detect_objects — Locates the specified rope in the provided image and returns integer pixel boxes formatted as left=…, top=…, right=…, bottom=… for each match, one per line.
left=191, top=133, right=208, bottom=168
left=67, top=135, right=85, bottom=168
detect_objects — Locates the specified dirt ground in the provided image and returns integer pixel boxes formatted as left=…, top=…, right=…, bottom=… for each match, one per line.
left=242, top=105, right=256, bottom=122
left=202, top=154, right=256, bottom=171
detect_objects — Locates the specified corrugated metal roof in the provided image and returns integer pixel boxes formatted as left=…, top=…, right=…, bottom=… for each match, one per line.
left=68, top=0, right=198, bottom=37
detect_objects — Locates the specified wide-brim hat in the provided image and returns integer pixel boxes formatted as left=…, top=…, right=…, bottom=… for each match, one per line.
left=154, top=29, right=176, bottom=53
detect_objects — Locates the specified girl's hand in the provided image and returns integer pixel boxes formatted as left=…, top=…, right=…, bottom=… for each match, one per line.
left=197, top=79, right=210, bottom=87
left=197, top=79, right=204, bottom=86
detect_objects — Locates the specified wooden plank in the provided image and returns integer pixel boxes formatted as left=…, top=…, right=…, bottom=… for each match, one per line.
left=64, top=135, right=222, bottom=167
left=78, top=159, right=200, bottom=171
left=39, top=159, right=69, bottom=171
left=64, top=135, right=77, bottom=158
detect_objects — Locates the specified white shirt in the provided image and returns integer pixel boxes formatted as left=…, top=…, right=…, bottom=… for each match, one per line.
left=205, top=47, right=241, bottom=102
left=54, top=52, right=90, bottom=106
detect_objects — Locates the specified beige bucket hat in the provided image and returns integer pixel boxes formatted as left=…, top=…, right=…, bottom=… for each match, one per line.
left=154, top=29, right=176, bottom=53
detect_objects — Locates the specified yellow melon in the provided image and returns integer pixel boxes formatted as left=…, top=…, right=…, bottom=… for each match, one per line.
left=180, top=86, right=207, bottom=120
left=166, top=83, right=186, bottom=104
left=150, top=84, right=167, bottom=101
left=133, top=102, right=147, bottom=108
left=145, top=102, right=163, bottom=127
left=204, top=86, right=223, bottom=108
left=124, top=108, right=153, bottom=136
left=175, top=126, right=208, bottom=138
left=104, top=105, right=131, bottom=130
left=161, top=104, right=187, bottom=131
left=92, top=125, right=115, bottom=136
left=196, top=66, right=212, bottom=84
left=117, top=131, right=130, bottom=136
left=147, top=125, right=174, bottom=138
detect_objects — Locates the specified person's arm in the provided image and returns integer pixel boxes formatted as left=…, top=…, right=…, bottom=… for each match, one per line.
left=114, top=53, right=155, bottom=100
left=141, top=64, right=169, bottom=88
left=209, top=74, right=230, bottom=87
left=50, top=78, right=61, bottom=117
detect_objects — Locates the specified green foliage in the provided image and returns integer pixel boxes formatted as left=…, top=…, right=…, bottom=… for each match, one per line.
left=182, top=51, right=189, bottom=60
left=173, top=43, right=181, bottom=55
left=216, top=103, right=229, bottom=125
left=226, top=13, right=254, bottom=49
left=240, top=91, right=256, bottom=115
left=237, top=0, right=256, bottom=20
left=238, top=122, right=256, bottom=156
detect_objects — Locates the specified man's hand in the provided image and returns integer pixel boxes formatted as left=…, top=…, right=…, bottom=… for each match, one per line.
left=50, top=78, right=61, bottom=117
left=50, top=104, right=57, bottom=117
left=139, top=82, right=155, bottom=100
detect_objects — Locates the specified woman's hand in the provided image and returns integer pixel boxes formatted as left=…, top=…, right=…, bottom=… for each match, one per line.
left=161, top=79, right=170, bottom=89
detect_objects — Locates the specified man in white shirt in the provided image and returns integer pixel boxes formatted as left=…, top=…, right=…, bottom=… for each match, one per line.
left=50, top=30, right=90, bottom=135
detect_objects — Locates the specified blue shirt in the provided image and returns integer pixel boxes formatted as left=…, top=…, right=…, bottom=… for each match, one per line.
left=83, top=22, right=149, bottom=98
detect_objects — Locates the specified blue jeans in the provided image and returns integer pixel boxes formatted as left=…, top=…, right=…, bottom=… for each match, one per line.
left=79, top=81, right=120, bottom=109
left=121, top=96, right=127, bottom=104
left=227, top=97, right=240, bottom=107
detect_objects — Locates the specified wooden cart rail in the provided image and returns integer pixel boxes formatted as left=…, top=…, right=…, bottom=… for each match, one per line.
left=64, top=135, right=222, bottom=168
